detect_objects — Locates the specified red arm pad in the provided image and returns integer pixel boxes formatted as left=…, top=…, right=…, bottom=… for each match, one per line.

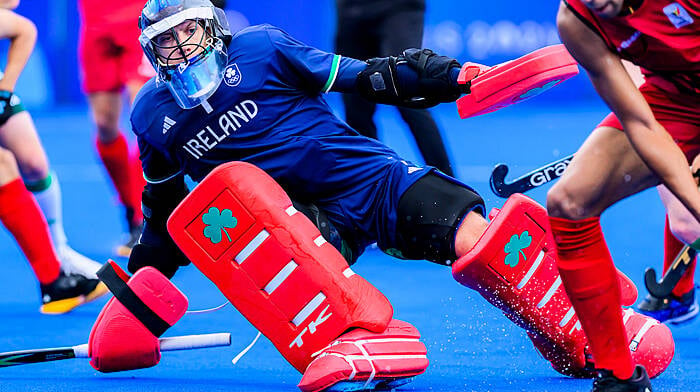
left=88, top=263, right=188, bottom=373
left=167, top=161, right=393, bottom=373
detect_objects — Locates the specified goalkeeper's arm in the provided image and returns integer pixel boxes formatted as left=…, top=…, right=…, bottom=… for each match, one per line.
left=128, top=176, right=191, bottom=278
left=331, top=49, right=469, bottom=109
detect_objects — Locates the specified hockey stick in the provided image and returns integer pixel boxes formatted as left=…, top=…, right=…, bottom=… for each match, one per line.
left=644, top=246, right=696, bottom=298
left=489, top=153, right=574, bottom=198
left=0, top=332, right=231, bottom=368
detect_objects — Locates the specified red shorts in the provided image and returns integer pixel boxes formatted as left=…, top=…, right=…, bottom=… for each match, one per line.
left=78, top=21, right=156, bottom=93
left=598, top=79, right=700, bottom=163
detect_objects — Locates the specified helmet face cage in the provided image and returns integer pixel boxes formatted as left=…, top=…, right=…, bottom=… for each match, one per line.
left=151, top=18, right=214, bottom=69
left=139, top=0, right=231, bottom=109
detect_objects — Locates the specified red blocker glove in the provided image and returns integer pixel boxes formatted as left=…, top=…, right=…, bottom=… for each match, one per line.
left=88, top=261, right=188, bottom=372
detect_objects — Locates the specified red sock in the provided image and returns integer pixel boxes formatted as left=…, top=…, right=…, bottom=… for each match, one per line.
left=129, top=145, right=144, bottom=225
left=96, top=133, right=140, bottom=219
left=0, top=179, right=60, bottom=284
left=664, top=216, right=697, bottom=297
left=549, top=216, right=634, bottom=379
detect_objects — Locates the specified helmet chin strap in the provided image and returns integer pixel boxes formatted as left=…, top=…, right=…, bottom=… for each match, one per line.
left=201, top=98, right=213, bottom=113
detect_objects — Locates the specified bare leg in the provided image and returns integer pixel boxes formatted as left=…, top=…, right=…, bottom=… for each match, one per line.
left=659, top=153, right=700, bottom=245
left=89, top=91, right=123, bottom=143
left=0, top=112, right=48, bottom=181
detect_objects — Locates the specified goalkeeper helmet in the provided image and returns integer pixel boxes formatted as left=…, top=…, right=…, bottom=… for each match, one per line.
left=139, top=0, right=232, bottom=109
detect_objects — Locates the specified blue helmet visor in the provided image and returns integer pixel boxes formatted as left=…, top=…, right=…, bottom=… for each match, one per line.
left=163, top=40, right=227, bottom=109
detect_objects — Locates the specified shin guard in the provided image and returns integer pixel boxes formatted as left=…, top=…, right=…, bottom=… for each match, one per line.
left=453, top=194, right=589, bottom=376
left=167, top=162, right=395, bottom=374
left=452, top=194, right=654, bottom=377
left=88, top=261, right=188, bottom=372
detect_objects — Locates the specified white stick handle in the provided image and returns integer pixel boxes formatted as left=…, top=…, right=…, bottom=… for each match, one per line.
left=72, top=332, right=231, bottom=358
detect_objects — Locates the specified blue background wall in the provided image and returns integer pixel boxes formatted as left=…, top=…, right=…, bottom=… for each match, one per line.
left=6, top=0, right=598, bottom=109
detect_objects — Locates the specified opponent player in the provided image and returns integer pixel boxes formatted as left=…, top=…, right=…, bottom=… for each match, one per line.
left=614, top=61, right=698, bottom=324
left=77, top=0, right=153, bottom=256
left=549, top=0, right=699, bottom=390
left=87, top=1, right=674, bottom=390
left=0, top=2, right=107, bottom=313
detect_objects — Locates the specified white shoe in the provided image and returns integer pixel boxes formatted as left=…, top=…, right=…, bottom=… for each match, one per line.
left=57, top=245, right=103, bottom=279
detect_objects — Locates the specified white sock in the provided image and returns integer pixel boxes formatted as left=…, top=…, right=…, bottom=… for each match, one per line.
left=27, top=172, right=67, bottom=250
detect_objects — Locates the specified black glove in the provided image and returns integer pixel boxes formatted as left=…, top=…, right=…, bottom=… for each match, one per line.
left=356, top=48, right=468, bottom=109
left=401, top=48, right=468, bottom=104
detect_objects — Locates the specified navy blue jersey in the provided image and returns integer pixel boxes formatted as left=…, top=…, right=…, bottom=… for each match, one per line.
left=131, top=24, right=433, bottom=250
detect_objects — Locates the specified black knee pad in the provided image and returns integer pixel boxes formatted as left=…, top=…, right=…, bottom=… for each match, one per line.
left=393, top=171, right=484, bottom=264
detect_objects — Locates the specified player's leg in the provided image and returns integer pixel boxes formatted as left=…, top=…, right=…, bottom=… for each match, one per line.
left=380, top=9, right=455, bottom=176
left=638, top=176, right=700, bottom=323
left=81, top=29, right=142, bottom=256
left=115, top=25, right=155, bottom=254
left=0, top=141, right=105, bottom=313
left=546, top=124, right=660, bottom=383
left=0, top=110, right=102, bottom=277
left=89, top=91, right=143, bottom=254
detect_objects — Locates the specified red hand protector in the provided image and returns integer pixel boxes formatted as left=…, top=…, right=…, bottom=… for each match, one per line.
left=456, top=44, right=579, bottom=118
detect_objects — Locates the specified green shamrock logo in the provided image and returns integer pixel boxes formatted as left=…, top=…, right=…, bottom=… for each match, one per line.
left=504, top=231, right=532, bottom=267
left=202, top=207, right=238, bottom=244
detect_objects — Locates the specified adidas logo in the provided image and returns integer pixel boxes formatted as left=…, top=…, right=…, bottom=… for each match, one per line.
left=407, top=166, right=422, bottom=174
left=162, top=116, right=176, bottom=134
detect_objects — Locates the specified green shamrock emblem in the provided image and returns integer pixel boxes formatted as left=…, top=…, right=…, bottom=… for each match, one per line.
left=202, top=207, right=237, bottom=244
left=503, top=231, right=532, bottom=267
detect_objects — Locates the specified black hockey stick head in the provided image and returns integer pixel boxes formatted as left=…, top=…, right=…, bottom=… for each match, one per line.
left=643, top=247, right=696, bottom=298
left=489, top=164, right=513, bottom=197
left=489, top=154, right=574, bottom=198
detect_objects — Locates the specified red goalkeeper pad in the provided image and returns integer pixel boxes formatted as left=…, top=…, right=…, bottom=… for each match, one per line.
left=167, top=161, right=393, bottom=373
left=456, top=44, right=579, bottom=119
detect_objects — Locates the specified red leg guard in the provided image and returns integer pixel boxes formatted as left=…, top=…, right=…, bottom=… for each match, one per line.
left=453, top=194, right=588, bottom=376
left=298, top=319, right=428, bottom=392
left=451, top=194, right=670, bottom=378
left=168, top=162, right=394, bottom=374
left=88, top=262, right=188, bottom=372
left=622, top=308, right=674, bottom=379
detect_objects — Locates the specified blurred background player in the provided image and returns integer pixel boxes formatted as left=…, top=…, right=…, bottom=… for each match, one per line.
left=549, top=0, right=699, bottom=390
left=77, top=0, right=152, bottom=257
left=334, top=0, right=455, bottom=176
left=638, top=157, right=700, bottom=324
left=1, top=0, right=101, bottom=277
left=0, top=1, right=107, bottom=313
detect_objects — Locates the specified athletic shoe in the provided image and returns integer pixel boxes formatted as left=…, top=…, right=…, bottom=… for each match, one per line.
left=57, top=244, right=103, bottom=279
left=637, top=288, right=698, bottom=324
left=39, top=270, right=109, bottom=314
left=116, top=222, right=142, bottom=258
left=591, top=365, right=652, bottom=392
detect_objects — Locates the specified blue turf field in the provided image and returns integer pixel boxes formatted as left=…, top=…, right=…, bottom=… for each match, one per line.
left=0, top=94, right=697, bottom=392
